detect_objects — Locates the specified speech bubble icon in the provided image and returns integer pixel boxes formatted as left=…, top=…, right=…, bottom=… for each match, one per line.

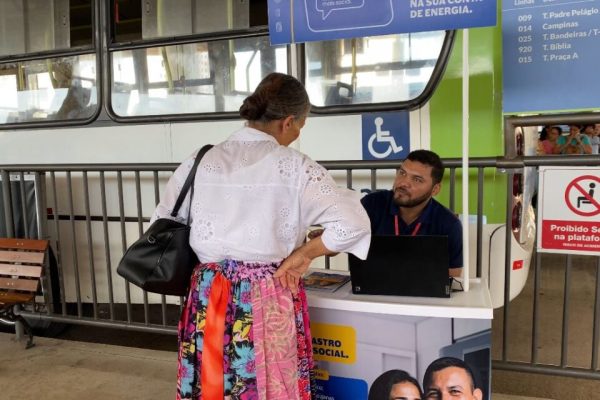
left=316, top=0, right=365, bottom=20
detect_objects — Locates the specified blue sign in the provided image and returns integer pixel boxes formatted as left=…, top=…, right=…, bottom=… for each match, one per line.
left=268, top=0, right=497, bottom=44
left=362, top=112, right=410, bottom=161
left=502, top=0, right=600, bottom=113
left=315, top=376, right=368, bottom=399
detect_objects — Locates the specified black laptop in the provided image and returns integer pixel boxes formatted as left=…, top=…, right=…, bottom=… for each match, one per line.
left=348, top=235, right=452, bottom=298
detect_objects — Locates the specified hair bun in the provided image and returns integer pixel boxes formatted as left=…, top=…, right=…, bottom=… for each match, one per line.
left=239, top=94, right=267, bottom=121
left=239, top=73, right=309, bottom=122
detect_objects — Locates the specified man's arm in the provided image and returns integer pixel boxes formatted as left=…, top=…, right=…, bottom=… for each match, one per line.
left=447, top=214, right=464, bottom=278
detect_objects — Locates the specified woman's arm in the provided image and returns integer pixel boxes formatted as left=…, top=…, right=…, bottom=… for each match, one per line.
left=273, top=236, right=336, bottom=294
left=553, top=139, right=565, bottom=154
left=579, top=135, right=593, bottom=154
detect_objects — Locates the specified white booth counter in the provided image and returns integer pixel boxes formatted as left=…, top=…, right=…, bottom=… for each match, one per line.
left=306, top=277, right=493, bottom=320
left=304, top=270, right=493, bottom=400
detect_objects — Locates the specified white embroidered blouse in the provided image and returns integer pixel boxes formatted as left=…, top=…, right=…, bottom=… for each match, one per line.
left=151, top=126, right=371, bottom=263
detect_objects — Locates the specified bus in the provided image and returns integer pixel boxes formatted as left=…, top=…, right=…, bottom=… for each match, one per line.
left=0, top=1, right=533, bottom=321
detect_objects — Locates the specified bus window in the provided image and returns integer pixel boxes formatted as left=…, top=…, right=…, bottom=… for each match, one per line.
left=305, top=31, right=446, bottom=107
left=0, top=55, right=98, bottom=124
left=0, top=0, right=96, bottom=126
left=109, top=0, right=280, bottom=118
left=110, top=37, right=286, bottom=117
left=113, top=0, right=266, bottom=43
left=0, top=0, right=93, bottom=57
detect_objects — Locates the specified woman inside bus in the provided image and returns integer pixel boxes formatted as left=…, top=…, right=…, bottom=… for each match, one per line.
left=368, top=369, right=423, bottom=400
left=151, top=72, right=371, bottom=400
left=582, top=124, right=600, bottom=155
left=538, top=126, right=561, bottom=155
left=554, top=124, right=592, bottom=155
left=592, top=123, right=600, bottom=155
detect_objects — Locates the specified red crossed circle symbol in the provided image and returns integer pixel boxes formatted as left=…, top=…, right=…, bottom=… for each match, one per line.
left=564, top=175, right=600, bottom=217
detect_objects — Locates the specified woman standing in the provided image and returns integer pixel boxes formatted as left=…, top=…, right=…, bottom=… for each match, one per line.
left=152, top=73, right=371, bottom=400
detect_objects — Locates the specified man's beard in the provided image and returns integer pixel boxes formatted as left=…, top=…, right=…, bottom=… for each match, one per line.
left=393, top=187, right=432, bottom=208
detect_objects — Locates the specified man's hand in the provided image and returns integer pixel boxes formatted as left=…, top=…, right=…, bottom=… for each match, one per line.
left=449, top=267, right=462, bottom=278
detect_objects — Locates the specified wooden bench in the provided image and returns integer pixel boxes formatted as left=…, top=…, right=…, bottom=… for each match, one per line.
left=0, top=238, right=49, bottom=349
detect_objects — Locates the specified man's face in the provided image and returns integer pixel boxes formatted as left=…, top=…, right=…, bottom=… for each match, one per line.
left=424, top=367, right=483, bottom=400
left=393, top=159, right=440, bottom=208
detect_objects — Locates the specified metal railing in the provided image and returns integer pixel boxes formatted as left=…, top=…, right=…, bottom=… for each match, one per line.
left=493, top=155, right=600, bottom=380
left=1, top=154, right=600, bottom=380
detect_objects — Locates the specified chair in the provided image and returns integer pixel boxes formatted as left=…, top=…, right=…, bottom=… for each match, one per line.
left=0, top=238, right=49, bottom=348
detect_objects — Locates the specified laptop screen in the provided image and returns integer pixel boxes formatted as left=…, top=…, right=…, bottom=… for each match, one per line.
left=348, top=235, right=451, bottom=298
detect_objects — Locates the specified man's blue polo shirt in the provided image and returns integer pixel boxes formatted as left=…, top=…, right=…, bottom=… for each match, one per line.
left=360, top=190, right=463, bottom=268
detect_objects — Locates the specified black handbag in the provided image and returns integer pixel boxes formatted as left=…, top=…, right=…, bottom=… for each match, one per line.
left=117, top=144, right=213, bottom=296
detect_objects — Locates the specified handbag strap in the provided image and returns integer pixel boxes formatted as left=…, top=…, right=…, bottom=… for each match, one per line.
left=170, top=144, right=213, bottom=219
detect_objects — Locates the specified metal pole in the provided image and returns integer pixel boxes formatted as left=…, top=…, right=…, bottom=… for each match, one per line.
left=154, top=171, right=168, bottom=326
left=50, top=172, right=67, bottom=316
left=1, top=170, right=14, bottom=237
left=346, top=169, right=352, bottom=190
left=592, top=256, right=600, bottom=370
left=117, top=171, right=132, bottom=323
left=100, top=171, right=115, bottom=320
left=67, top=171, right=83, bottom=317
left=561, top=255, right=572, bottom=367
left=531, top=250, right=541, bottom=364
left=18, top=172, right=28, bottom=238
left=502, top=170, right=514, bottom=361
left=83, top=171, right=98, bottom=319
left=134, top=171, right=150, bottom=325
left=476, top=167, right=484, bottom=277
left=35, top=172, right=54, bottom=313
left=449, top=168, right=456, bottom=213
left=461, top=28, right=470, bottom=291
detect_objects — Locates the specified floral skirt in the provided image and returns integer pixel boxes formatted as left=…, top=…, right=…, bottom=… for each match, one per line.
left=176, top=260, right=314, bottom=400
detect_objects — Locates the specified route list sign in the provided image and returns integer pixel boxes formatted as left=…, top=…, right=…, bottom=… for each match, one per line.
left=503, top=0, right=600, bottom=113
left=538, top=166, right=600, bottom=256
left=267, top=0, right=497, bottom=44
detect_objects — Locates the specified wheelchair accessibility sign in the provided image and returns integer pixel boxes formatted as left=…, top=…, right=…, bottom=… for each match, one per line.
left=361, top=112, right=409, bottom=161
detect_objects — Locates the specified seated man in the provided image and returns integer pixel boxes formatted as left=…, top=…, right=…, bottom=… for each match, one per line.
left=361, top=150, right=462, bottom=278
left=423, top=357, right=483, bottom=400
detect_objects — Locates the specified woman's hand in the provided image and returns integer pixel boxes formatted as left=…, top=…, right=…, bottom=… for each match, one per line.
left=273, top=235, right=335, bottom=295
left=273, top=248, right=312, bottom=295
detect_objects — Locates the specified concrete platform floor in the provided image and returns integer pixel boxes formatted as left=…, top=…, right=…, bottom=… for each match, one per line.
left=0, top=332, right=552, bottom=400
left=0, top=332, right=176, bottom=400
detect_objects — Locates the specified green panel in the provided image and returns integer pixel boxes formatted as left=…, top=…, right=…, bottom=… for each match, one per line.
left=429, top=19, right=506, bottom=224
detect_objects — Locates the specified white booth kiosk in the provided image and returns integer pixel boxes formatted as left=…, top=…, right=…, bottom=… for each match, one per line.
left=306, top=274, right=493, bottom=399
